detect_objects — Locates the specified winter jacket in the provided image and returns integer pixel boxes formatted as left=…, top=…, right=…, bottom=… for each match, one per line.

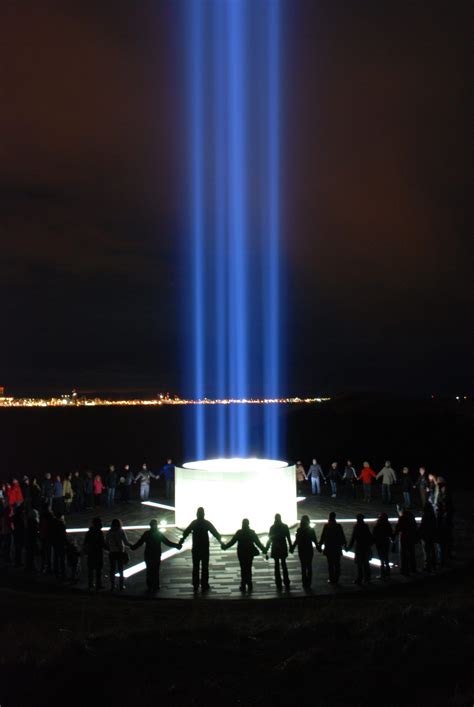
left=395, top=513, right=418, bottom=544
left=106, top=528, right=130, bottom=554
left=63, top=479, right=73, bottom=500
left=41, top=478, right=54, bottom=500
left=342, top=466, right=357, bottom=483
left=224, top=527, right=266, bottom=560
left=52, top=480, right=63, bottom=498
left=93, top=477, right=105, bottom=495
left=293, top=526, right=318, bottom=558
left=307, top=464, right=324, bottom=480
left=359, top=467, right=376, bottom=484
left=320, top=521, right=347, bottom=556
left=105, top=471, right=117, bottom=489
left=376, top=467, right=397, bottom=485
left=348, top=521, right=374, bottom=559
left=7, top=482, right=24, bottom=507
left=267, top=521, right=291, bottom=559
left=373, top=520, right=393, bottom=547
left=131, top=528, right=177, bottom=561
left=83, top=527, right=107, bottom=563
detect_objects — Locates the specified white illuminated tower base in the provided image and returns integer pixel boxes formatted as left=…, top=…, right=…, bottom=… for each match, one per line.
left=175, top=458, right=297, bottom=534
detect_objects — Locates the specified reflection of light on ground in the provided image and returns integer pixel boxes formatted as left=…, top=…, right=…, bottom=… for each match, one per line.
left=141, top=501, right=176, bottom=511
left=66, top=524, right=177, bottom=534
left=120, top=541, right=192, bottom=578
left=342, top=549, right=395, bottom=568
left=67, top=512, right=415, bottom=582
left=310, top=517, right=421, bottom=523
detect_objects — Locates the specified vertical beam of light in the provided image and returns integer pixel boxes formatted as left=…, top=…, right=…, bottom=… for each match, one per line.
left=264, top=1, right=281, bottom=458
left=213, top=2, right=226, bottom=457
left=183, top=1, right=283, bottom=460
left=227, top=0, right=248, bottom=456
left=189, top=0, right=205, bottom=459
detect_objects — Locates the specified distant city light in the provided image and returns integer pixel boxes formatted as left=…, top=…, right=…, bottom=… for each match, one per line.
left=0, top=394, right=330, bottom=408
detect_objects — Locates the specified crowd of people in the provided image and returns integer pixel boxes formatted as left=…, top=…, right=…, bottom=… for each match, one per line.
left=296, top=459, right=445, bottom=508
left=0, top=459, right=175, bottom=517
left=0, top=457, right=455, bottom=596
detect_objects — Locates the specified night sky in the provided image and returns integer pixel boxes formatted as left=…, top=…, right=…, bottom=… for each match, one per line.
left=1, top=1, right=471, bottom=396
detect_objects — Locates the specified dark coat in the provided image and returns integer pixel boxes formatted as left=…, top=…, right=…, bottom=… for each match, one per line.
left=182, top=518, right=221, bottom=555
left=373, top=520, right=393, bottom=548
left=267, top=521, right=291, bottom=559
left=131, top=528, right=177, bottom=562
left=293, top=526, right=318, bottom=559
left=348, top=521, right=373, bottom=559
left=320, top=521, right=347, bottom=556
left=395, top=513, right=418, bottom=544
left=225, top=527, right=266, bottom=561
left=83, top=527, right=107, bottom=566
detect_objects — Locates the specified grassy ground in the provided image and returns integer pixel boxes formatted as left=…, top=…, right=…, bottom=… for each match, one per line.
left=1, top=562, right=473, bottom=707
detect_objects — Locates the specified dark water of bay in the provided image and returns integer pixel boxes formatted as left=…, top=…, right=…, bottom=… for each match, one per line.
left=0, top=396, right=472, bottom=488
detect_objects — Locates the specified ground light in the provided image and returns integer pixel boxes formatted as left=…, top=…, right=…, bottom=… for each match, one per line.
left=175, top=458, right=297, bottom=533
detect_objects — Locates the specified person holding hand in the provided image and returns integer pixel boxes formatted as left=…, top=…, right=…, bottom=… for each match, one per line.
left=222, top=518, right=266, bottom=593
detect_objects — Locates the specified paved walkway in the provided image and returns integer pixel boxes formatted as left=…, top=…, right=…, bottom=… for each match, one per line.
left=52, top=485, right=471, bottom=600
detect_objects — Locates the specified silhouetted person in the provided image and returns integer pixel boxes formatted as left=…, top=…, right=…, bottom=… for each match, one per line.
left=51, top=513, right=67, bottom=580
left=83, top=517, right=107, bottom=591
left=327, top=463, right=340, bottom=498
left=25, top=509, right=40, bottom=572
left=71, top=471, right=84, bottom=512
left=291, top=515, right=318, bottom=589
left=266, top=513, right=292, bottom=590
left=342, top=461, right=357, bottom=500
left=376, top=461, right=397, bottom=504
left=180, top=507, right=221, bottom=592
left=436, top=482, right=454, bottom=565
left=319, top=512, right=347, bottom=584
left=41, top=473, right=54, bottom=509
left=348, top=513, right=374, bottom=584
left=105, top=465, right=117, bottom=507
left=295, top=461, right=307, bottom=495
left=39, top=507, right=54, bottom=574
left=161, top=459, right=175, bottom=499
left=419, top=502, right=437, bottom=572
left=106, top=518, right=131, bottom=592
left=358, top=462, right=377, bottom=502
left=372, top=512, right=393, bottom=578
left=223, top=518, right=266, bottom=592
left=123, top=465, right=133, bottom=504
left=415, top=467, right=429, bottom=508
left=83, top=471, right=93, bottom=510
left=66, top=538, right=81, bottom=583
left=131, top=519, right=180, bottom=595
left=395, top=508, right=418, bottom=576
left=12, top=506, right=25, bottom=567
left=307, top=459, right=325, bottom=495
left=401, top=467, right=413, bottom=508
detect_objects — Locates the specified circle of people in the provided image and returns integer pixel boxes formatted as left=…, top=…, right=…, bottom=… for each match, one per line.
left=0, top=460, right=453, bottom=596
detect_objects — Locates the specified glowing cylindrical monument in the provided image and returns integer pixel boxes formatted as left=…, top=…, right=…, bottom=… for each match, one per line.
left=175, top=458, right=296, bottom=534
